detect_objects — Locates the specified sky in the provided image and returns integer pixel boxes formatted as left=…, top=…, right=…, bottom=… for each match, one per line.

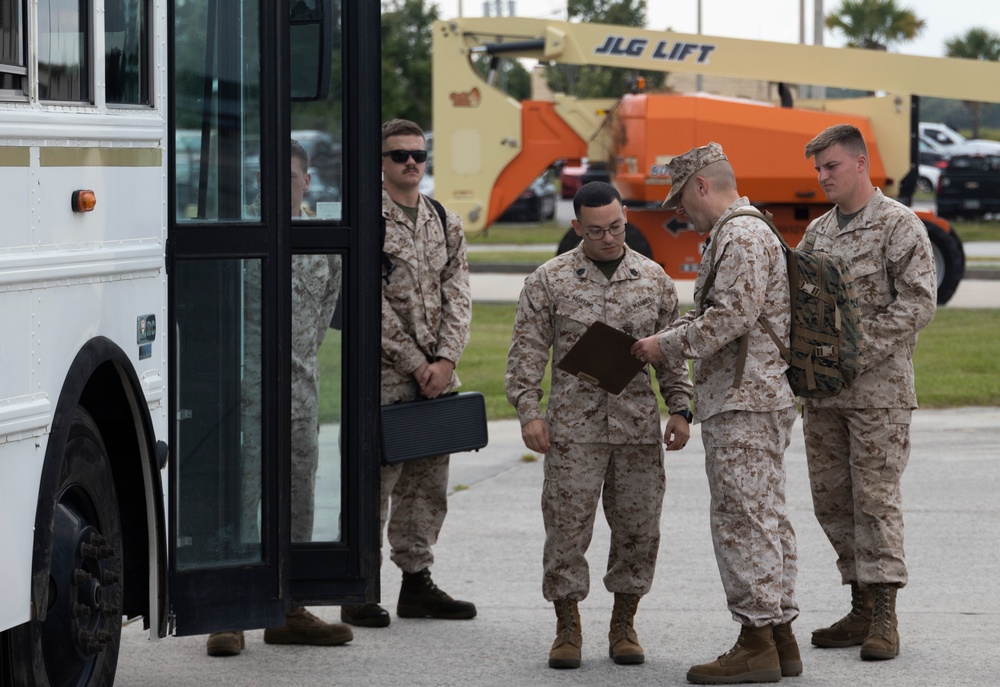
left=445, top=0, right=1000, bottom=59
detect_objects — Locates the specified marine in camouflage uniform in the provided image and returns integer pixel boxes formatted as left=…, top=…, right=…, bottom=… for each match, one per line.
left=379, top=186, right=471, bottom=572
left=506, top=182, right=692, bottom=668
left=801, top=125, right=936, bottom=662
left=290, top=252, right=342, bottom=542
left=632, top=143, right=800, bottom=683
left=239, top=203, right=341, bottom=544
left=340, top=119, right=475, bottom=629
left=209, top=142, right=349, bottom=657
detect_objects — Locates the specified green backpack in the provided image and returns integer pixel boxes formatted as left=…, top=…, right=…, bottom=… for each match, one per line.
left=701, top=209, right=864, bottom=399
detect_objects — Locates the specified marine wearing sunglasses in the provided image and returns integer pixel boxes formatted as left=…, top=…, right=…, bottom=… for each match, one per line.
left=382, top=149, right=428, bottom=164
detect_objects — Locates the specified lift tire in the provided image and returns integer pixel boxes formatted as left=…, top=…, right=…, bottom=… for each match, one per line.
left=924, top=219, right=965, bottom=305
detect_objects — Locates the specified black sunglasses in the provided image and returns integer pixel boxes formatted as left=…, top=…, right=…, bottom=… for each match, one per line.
left=382, top=149, right=428, bottom=164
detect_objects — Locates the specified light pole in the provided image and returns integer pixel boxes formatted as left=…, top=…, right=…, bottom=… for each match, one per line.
left=696, top=0, right=703, bottom=91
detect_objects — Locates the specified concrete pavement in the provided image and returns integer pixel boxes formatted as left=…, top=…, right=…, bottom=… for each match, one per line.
left=115, top=407, right=1000, bottom=686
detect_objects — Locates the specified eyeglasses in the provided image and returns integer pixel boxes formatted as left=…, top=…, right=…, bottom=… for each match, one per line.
left=583, top=223, right=627, bottom=241
left=382, top=149, right=428, bottom=164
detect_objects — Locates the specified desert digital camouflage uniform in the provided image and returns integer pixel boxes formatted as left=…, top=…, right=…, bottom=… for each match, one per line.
left=240, top=203, right=342, bottom=543
left=289, top=253, right=342, bottom=541
left=799, top=188, right=936, bottom=588
left=380, top=188, right=471, bottom=573
left=505, top=244, right=693, bottom=601
left=655, top=198, right=799, bottom=626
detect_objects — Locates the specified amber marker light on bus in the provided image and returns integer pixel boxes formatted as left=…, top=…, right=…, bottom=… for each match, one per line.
left=71, top=190, right=97, bottom=212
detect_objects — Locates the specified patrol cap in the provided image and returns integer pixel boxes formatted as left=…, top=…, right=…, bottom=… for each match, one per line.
left=661, top=142, right=729, bottom=209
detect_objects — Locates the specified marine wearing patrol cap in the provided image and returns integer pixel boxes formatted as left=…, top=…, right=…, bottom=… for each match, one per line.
left=661, top=141, right=728, bottom=209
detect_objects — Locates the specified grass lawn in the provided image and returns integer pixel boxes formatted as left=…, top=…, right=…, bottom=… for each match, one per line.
left=952, top=220, right=1000, bottom=243
left=318, top=304, right=999, bottom=425
left=467, top=250, right=553, bottom=265
left=466, top=221, right=567, bottom=245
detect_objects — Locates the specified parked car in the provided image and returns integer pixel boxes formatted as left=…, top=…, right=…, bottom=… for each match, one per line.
left=498, top=169, right=558, bottom=222
left=920, top=122, right=967, bottom=148
left=914, top=138, right=945, bottom=193
left=935, top=144, right=1000, bottom=220
left=560, top=159, right=587, bottom=199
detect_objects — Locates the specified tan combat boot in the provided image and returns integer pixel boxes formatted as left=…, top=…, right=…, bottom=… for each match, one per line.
left=263, top=606, right=353, bottom=646
left=549, top=599, right=582, bottom=669
left=860, top=584, right=900, bottom=660
left=772, top=620, right=803, bottom=676
left=608, top=593, right=644, bottom=665
left=811, top=581, right=873, bottom=648
left=206, top=631, right=244, bottom=657
left=686, top=625, right=781, bottom=684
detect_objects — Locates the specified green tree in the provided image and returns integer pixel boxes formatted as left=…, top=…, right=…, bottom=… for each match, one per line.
left=944, top=28, right=1000, bottom=138
left=545, top=0, right=665, bottom=99
left=472, top=56, right=533, bottom=102
left=381, top=0, right=439, bottom=128
left=825, top=0, right=926, bottom=51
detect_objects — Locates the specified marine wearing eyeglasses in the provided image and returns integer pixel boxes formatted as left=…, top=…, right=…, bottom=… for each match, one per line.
left=505, top=181, right=693, bottom=670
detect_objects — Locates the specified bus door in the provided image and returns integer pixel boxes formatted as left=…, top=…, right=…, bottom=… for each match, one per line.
left=167, top=0, right=382, bottom=635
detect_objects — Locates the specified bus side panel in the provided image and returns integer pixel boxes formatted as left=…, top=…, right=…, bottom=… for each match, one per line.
left=0, top=143, right=168, bottom=635
left=0, top=157, right=48, bottom=632
left=0, top=438, right=48, bottom=632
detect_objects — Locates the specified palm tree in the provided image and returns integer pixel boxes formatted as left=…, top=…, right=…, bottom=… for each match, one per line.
left=944, top=29, right=1000, bottom=138
left=825, top=0, right=926, bottom=52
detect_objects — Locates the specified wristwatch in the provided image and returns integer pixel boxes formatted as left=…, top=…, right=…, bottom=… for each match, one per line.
left=671, top=408, right=693, bottom=423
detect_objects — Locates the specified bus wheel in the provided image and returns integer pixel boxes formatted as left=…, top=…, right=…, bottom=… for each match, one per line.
left=924, top=219, right=965, bottom=306
left=8, top=408, right=123, bottom=687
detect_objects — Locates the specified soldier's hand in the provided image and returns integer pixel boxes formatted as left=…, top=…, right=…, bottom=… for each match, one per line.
left=417, top=358, right=454, bottom=399
left=664, top=414, right=690, bottom=451
left=630, top=335, right=665, bottom=364
left=521, top=419, right=550, bottom=453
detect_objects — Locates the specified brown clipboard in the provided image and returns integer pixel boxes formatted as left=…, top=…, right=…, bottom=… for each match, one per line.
left=555, top=320, right=645, bottom=395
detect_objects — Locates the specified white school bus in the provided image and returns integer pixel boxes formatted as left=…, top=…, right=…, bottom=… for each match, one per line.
left=0, top=0, right=382, bottom=684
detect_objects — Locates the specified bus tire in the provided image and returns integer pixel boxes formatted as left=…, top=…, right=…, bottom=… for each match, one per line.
left=924, top=219, right=965, bottom=306
left=7, top=407, right=123, bottom=687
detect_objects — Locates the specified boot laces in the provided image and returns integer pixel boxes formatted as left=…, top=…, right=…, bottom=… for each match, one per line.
left=410, top=570, right=454, bottom=602
left=871, top=593, right=892, bottom=635
left=555, top=601, right=579, bottom=641
left=720, top=626, right=757, bottom=659
left=613, top=597, right=638, bottom=630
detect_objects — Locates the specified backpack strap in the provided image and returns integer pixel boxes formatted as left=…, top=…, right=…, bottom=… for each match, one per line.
left=428, top=196, right=448, bottom=237
left=701, top=208, right=787, bottom=387
left=427, top=195, right=452, bottom=266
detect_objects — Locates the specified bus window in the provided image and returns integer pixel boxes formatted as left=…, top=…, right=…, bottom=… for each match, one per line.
left=0, top=0, right=27, bottom=97
left=174, top=258, right=265, bottom=569
left=105, top=0, right=150, bottom=105
left=38, top=0, right=91, bottom=102
left=173, top=0, right=260, bottom=220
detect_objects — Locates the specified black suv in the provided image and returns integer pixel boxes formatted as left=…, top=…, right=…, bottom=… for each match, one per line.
left=936, top=144, right=1000, bottom=220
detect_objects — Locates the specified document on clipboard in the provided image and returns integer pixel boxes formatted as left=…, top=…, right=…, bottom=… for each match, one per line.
left=555, top=320, right=646, bottom=395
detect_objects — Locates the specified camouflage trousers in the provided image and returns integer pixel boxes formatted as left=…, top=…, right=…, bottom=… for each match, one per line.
left=380, top=454, right=450, bottom=573
left=803, top=406, right=911, bottom=587
left=240, top=255, right=341, bottom=543
left=541, top=442, right=665, bottom=602
left=701, top=407, right=799, bottom=627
